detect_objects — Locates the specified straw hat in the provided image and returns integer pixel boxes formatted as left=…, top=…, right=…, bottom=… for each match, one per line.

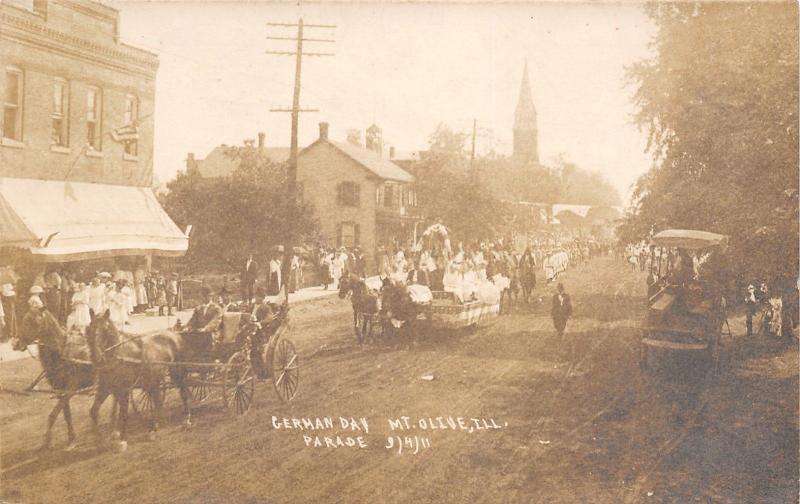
left=29, top=285, right=44, bottom=294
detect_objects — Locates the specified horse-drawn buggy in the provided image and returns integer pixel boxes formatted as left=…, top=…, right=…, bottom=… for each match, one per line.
left=640, top=229, right=728, bottom=388
left=14, top=296, right=299, bottom=451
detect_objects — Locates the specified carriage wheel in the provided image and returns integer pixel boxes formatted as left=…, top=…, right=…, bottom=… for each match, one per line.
left=272, top=339, right=299, bottom=402
left=131, top=384, right=166, bottom=418
left=223, top=351, right=255, bottom=415
left=191, top=376, right=212, bottom=403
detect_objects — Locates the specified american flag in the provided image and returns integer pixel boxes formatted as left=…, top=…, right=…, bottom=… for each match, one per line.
left=110, top=122, right=139, bottom=143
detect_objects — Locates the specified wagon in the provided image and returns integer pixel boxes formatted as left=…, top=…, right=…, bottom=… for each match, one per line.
left=429, top=291, right=500, bottom=330
left=134, top=304, right=299, bottom=416
left=639, top=229, right=728, bottom=387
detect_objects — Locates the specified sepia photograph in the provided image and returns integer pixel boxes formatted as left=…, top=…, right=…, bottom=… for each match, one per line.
left=0, top=0, right=797, bottom=503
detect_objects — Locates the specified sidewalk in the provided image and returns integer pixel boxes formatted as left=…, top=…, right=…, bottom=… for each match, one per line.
left=0, top=282, right=342, bottom=364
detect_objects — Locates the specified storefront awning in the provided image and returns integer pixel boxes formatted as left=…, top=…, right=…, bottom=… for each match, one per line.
left=0, top=177, right=188, bottom=262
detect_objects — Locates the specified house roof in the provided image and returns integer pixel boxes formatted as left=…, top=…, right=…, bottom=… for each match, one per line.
left=302, top=140, right=415, bottom=183
left=196, top=146, right=290, bottom=178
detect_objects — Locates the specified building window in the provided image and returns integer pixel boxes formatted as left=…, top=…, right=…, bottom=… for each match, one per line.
left=337, top=221, right=360, bottom=248
left=86, top=87, right=102, bottom=151
left=384, top=184, right=395, bottom=208
left=337, top=181, right=360, bottom=207
left=123, top=94, right=138, bottom=156
left=376, top=185, right=384, bottom=206
left=3, top=67, right=23, bottom=141
left=51, top=78, right=69, bottom=146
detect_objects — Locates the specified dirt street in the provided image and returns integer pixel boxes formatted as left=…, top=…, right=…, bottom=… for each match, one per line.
left=1, top=258, right=797, bottom=504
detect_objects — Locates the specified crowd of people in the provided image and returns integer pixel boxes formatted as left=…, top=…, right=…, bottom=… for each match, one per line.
left=0, top=267, right=182, bottom=340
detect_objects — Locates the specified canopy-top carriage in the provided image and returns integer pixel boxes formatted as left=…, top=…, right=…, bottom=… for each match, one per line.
left=640, top=229, right=729, bottom=386
left=145, top=300, right=299, bottom=416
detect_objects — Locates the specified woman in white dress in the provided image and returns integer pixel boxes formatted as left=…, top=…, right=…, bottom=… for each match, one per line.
left=67, top=284, right=91, bottom=332
left=331, top=251, right=345, bottom=288
left=87, top=277, right=106, bottom=316
left=120, top=279, right=135, bottom=316
left=108, top=282, right=129, bottom=328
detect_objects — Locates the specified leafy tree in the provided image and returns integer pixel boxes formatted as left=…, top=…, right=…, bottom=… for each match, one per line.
left=160, top=147, right=318, bottom=273
left=621, top=2, right=798, bottom=286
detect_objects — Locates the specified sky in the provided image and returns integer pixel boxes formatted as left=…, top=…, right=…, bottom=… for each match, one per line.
left=108, top=1, right=656, bottom=202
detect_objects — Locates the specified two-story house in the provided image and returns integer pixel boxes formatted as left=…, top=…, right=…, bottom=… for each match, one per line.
left=298, top=123, right=420, bottom=273
left=0, top=0, right=187, bottom=266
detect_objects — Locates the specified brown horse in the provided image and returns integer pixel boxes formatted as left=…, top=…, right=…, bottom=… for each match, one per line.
left=85, top=310, right=191, bottom=452
left=14, top=307, right=94, bottom=450
left=379, top=280, right=431, bottom=343
left=338, top=274, right=380, bottom=344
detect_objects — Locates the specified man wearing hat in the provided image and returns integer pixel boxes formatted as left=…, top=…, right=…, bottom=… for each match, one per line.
left=551, top=282, right=573, bottom=343
left=166, top=273, right=179, bottom=316
left=240, top=254, right=259, bottom=304
left=187, top=286, right=223, bottom=335
left=745, top=284, right=758, bottom=336
left=29, top=285, right=45, bottom=307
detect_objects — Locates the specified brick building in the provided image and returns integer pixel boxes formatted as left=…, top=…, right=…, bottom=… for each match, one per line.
left=0, top=0, right=187, bottom=263
left=298, top=122, right=419, bottom=273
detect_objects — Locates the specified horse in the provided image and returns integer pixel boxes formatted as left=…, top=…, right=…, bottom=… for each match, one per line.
left=338, top=274, right=381, bottom=344
left=13, top=307, right=95, bottom=450
left=379, top=280, right=431, bottom=343
left=85, top=310, right=191, bottom=452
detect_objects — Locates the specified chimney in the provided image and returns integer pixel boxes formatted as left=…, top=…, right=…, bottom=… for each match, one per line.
left=186, top=152, right=196, bottom=172
left=319, top=122, right=329, bottom=141
left=258, top=132, right=265, bottom=148
left=389, top=146, right=395, bottom=159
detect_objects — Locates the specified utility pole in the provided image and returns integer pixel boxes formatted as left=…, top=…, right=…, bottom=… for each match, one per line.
left=267, top=19, right=334, bottom=305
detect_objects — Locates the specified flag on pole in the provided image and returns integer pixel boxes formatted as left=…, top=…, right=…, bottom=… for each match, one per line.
left=111, top=122, right=139, bottom=143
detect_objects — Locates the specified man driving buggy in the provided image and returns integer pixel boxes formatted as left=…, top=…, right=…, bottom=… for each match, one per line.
left=184, top=287, right=223, bottom=355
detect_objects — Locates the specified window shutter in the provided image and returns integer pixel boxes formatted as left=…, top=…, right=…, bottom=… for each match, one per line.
left=336, top=223, right=342, bottom=248
left=355, top=184, right=361, bottom=207
left=354, top=223, right=361, bottom=246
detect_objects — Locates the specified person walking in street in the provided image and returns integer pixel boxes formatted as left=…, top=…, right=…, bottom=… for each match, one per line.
left=744, top=284, right=758, bottom=336
left=551, top=283, right=573, bottom=352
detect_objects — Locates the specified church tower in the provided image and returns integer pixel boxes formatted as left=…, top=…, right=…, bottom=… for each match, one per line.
left=513, top=60, right=539, bottom=165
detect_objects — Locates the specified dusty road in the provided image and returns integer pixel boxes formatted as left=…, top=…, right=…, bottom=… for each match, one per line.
left=1, top=257, right=797, bottom=504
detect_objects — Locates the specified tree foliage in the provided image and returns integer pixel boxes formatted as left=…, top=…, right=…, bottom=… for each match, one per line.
left=408, top=125, right=620, bottom=243
left=160, top=147, right=318, bottom=273
left=620, top=2, right=799, bottom=285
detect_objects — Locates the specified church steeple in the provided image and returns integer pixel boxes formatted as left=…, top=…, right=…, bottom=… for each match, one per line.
left=513, top=60, right=539, bottom=165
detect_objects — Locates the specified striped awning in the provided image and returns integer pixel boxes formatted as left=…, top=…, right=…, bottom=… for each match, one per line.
left=0, top=177, right=188, bottom=262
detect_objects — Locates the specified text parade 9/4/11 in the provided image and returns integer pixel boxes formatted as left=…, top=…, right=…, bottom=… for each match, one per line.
left=270, top=415, right=507, bottom=434
left=271, top=415, right=508, bottom=452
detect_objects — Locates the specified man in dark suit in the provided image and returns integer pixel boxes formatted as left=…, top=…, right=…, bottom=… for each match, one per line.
left=241, top=254, right=259, bottom=303
left=551, top=283, right=573, bottom=341
left=187, top=287, right=223, bottom=334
